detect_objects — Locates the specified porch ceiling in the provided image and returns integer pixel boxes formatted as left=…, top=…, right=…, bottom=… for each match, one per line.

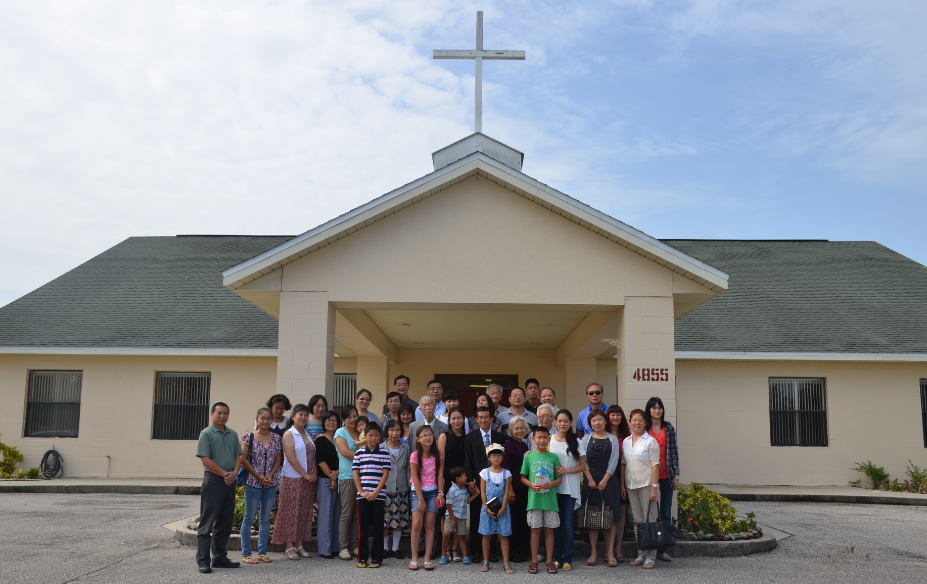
left=363, top=309, right=589, bottom=350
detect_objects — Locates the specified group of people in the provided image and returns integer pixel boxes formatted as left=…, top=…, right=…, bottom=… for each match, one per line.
left=194, top=376, right=680, bottom=575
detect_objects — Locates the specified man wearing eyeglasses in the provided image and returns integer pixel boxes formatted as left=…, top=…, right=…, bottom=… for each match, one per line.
left=415, top=379, right=446, bottom=420
left=575, top=382, right=609, bottom=438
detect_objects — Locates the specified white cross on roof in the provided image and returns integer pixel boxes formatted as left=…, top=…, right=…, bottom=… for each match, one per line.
left=434, top=11, right=525, bottom=133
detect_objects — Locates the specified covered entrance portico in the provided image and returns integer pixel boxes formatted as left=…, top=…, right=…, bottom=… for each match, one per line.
left=222, top=134, right=728, bottom=423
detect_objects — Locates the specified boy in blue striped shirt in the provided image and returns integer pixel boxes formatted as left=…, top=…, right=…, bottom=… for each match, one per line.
left=352, top=423, right=390, bottom=568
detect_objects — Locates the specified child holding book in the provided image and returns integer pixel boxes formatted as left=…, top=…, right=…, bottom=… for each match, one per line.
left=520, top=427, right=563, bottom=574
left=352, top=423, right=390, bottom=568
left=478, top=444, right=514, bottom=574
left=409, top=425, right=444, bottom=571
left=440, top=466, right=475, bottom=565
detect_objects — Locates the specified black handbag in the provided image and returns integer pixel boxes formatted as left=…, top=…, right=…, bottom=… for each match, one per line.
left=574, top=498, right=613, bottom=531
left=636, top=502, right=676, bottom=550
left=235, top=433, right=253, bottom=487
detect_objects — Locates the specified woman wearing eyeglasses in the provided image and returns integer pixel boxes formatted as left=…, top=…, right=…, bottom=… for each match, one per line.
left=355, top=389, right=379, bottom=427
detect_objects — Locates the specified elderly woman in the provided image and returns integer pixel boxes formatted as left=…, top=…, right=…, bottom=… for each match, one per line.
left=502, top=415, right=531, bottom=563
left=272, top=404, right=317, bottom=560
left=620, top=409, right=661, bottom=569
left=581, top=409, right=621, bottom=567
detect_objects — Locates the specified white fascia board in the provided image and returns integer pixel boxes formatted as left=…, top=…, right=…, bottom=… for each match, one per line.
left=0, top=347, right=278, bottom=357
left=222, top=152, right=730, bottom=291
left=676, top=351, right=927, bottom=362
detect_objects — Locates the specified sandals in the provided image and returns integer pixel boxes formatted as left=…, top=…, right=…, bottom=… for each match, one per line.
left=241, top=556, right=259, bottom=565
left=615, top=555, right=625, bottom=563
left=643, top=560, right=655, bottom=569
left=357, top=561, right=367, bottom=568
left=408, top=561, right=419, bottom=571
left=547, top=562, right=558, bottom=574
left=630, top=556, right=644, bottom=566
left=586, top=556, right=598, bottom=566
left=285, top=547, right=300, bottom=560
left=295, top=546, right=311, bottom=558
left=453, top=551, right=463, bottom=562
left=608, top=558, right=618, bottom=567
left=528, top=562, right=538, bottom=574
left=367, top=562, right=381, bottom=569
left=481, top=560, right=490, bottom=572
left=423, top=562, right=435, bottom=571
left=562, top=563, right=573, bottom=571
left=505, top=563, right=515, bottom=574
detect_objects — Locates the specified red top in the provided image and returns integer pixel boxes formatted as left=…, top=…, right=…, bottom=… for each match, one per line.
left=649, top=426, right=669, bottom=480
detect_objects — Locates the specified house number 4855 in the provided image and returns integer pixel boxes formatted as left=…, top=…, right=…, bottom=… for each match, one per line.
left=632, top=368, right=669, bottom=382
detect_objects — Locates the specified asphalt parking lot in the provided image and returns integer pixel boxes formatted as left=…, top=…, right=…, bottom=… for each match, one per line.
left=0, top=493, right=924, bottom=583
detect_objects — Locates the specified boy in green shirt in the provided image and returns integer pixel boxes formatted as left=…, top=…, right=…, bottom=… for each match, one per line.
left=520, top=426, right=562, bottom=574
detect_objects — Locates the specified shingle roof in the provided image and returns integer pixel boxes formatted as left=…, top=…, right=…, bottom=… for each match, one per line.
left=666, top=240, right=927, bottom=353
left=0, top=236, right=292, bottom=349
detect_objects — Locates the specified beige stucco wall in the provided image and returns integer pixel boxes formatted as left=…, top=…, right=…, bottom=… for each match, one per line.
left=0, top=355, right=277, bottom=478
left=676, top=359, right=927, bottom=485
left=281, top=175, right=679, bottom=305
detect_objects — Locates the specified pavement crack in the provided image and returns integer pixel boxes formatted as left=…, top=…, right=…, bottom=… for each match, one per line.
left=60, top=544, right=162, bottom=583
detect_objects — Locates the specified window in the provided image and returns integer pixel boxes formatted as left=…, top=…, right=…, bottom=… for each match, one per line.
left=769, top=378, right=828, bottom=447
left=24, top=371, right=82, bottom=438
left=153, top=373, right=210, bottom=440
left=921, top=380, right=927, bottom=448
left=332, top=374, right=357, bottom=409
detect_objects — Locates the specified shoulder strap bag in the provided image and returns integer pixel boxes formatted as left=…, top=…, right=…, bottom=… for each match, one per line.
left=573, top=497, right=613, bottom=531
left=636, top=501, right=676, bottom=550
left=235, top=432, right=254, bottom=487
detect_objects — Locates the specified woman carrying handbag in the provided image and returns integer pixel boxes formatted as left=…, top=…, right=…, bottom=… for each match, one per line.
left=580, top=409, right=620, bottom=567
left=620, top=409, right=661, bottom=569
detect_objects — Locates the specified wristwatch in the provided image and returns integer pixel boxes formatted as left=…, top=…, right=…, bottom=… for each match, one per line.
left=652, top=483, right=659, bottom=488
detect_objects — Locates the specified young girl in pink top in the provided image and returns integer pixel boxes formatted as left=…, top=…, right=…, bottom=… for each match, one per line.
left=409, top=425, right=444, bottom=570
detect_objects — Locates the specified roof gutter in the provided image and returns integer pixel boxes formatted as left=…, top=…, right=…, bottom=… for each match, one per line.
left=0, top=347, right=278, bottom=357
left=676, top=351, right=927, bottom=362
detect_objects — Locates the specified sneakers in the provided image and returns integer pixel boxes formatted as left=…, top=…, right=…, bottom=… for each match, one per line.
left=353, top=548, right=359, bottom=558
left=339, top=549, right=353, bottom=561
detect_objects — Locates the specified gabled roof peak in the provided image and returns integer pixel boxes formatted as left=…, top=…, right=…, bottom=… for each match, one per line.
left=432, top=132, right=523, bottom=171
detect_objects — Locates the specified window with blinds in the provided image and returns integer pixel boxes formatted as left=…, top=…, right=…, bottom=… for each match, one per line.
left=921, top=380, right=927, bottom=448
left=769, top=378, right=828, bottom=447
left=153, top=373, right=210, bottom=440
left=333, top=374, right=358, bottom=410
left=24, top=371, right=82, bottom=438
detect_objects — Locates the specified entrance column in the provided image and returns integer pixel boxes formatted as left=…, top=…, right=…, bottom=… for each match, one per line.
left=564, top=357, right=597, bottom=415
left=357, top=355, right=390, bottom=405
left=277, top=292, right=335, bottom=405
left=619, top=297, right=676, bottom=425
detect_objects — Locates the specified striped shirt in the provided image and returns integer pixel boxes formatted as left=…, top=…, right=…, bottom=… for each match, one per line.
left=352, top=445, right=391, bottom=501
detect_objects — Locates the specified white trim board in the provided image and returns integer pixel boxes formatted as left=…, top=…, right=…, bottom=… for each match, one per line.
left=676, top=351, right=927, bottom=363
left=0, top=347, right=278, bottom=357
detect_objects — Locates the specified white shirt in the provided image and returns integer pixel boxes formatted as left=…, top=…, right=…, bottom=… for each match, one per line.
left=622, top=432, right=660, bottom=490
left=549, top=435, right=586, bottom=506
left=480, top=428, right=493, bottom=447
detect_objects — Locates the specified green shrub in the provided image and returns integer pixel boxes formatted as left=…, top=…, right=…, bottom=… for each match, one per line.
left=677, top=482, right=744, bottom=534
left=0, top=440, right=23, bottom=476
left=851, top=460, right=890, bottom=490
left=25, top=467, right=40, bottom=480
left=906, top=460, right=927, bottom=492
left=15, top=469, right=26, bottom=479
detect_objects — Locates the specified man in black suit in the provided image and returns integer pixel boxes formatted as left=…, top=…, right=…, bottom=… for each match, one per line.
left=464, top=406, right=504, bottom=563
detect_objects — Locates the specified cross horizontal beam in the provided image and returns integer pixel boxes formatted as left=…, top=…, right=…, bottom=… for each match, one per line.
left=433, top=49, right=525, bottom=60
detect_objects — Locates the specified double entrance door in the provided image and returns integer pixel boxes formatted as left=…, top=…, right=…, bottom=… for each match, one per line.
left=433, top=374, right=519, bottom=418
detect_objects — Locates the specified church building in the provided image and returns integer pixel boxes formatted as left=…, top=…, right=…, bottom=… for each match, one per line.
left=1, top=131, right=926, bottom=486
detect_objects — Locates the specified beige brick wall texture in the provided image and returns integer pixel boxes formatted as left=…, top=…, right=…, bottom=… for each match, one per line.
left=677, top=359, right=927, bottom=486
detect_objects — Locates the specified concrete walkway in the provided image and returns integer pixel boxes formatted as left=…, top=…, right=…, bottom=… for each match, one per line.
left=1, top=478, right=925, bottom=504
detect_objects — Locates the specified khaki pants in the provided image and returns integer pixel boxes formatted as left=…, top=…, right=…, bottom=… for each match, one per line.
left=627, top=486, right=659, bottom=563
left=339, top=479, right=359, bottom=552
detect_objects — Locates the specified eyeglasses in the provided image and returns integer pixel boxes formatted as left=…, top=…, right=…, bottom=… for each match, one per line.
left=357, top=397, right=371, bottom=402
left=587, top=390, right=603, bottom=396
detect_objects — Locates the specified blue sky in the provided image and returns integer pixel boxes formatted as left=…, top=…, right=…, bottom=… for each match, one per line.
left=1, top=1, right=925, bottom=307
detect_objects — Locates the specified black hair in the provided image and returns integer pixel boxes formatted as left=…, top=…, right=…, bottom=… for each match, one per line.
left=286, top=404, right=310, bottom=429
left=266, top=394, right=291, bottom=411
left=356, top=388, right=372, bottom=400
left=541, top=386, right=556, bottom=396
left=255, top=407, right=272, bottom=418
left=364, top=422, right=382, bottom=436
left=386, top=391, right=401, bottom=402
left=443, top=389, right=459, bottom=403
left=555, top=409, right=581, bottom=460
left=383, top=418, right=404, bottom=438
left=525, top=378, right=540, bottom=388
left=356, top=415, right=369, bottom=426
left=509, top=386, right=525, bottom=397
left=321, top=410, right=340, bottom=425
left=644, top=397, right=666, bottom=430
left=473, top=394, right=495, bottom=417
left=308, top=394, right=328, bottom=413
left=211, top=402, right=229, bottom=414
left=393, top=375, right=410, bottom=385
left=446, top=406, right=467, bottom=433
left=475, top=405, right=493, bottom=417
left=533, top=425, right=551, bottom=435
left=340, top=405, right=358, bottom=425
left=449, top=466, right=467, bottom=482
left=427, top=379, right=441, bottom=388
left=398, top=402, right=417, bottom=418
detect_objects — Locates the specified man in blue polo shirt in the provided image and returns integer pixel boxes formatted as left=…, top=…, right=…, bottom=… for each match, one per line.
left=575, top=383, right=609, bottom=438
left=195, top=402, right=241, bottom=573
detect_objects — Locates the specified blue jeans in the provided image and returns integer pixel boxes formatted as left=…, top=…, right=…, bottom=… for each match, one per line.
left=658, top=478, right=674, bottom=555
left=316, top=477, right=341, bottom=555
left=410, top=489, right=438, bottom=513
left=241, top=485, right=276, bottom=557
left=553, top=494, right=575, bottom=564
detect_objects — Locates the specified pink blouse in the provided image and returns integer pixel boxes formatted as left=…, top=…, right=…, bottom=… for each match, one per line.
left=410, top=450, right=442, bottom=489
